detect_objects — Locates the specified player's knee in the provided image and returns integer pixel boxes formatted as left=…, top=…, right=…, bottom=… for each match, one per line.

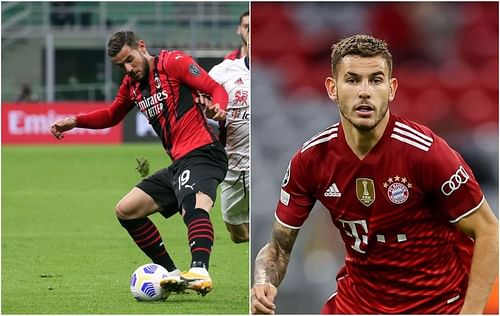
left=115, top=200, right=135, bottom=219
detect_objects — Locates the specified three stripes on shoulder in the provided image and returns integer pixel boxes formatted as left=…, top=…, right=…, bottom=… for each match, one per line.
left=301, top=121, right=433, bottom=153
left=301, top=123, right=340, bottom=153
left=390, top=121, right=433, bottom=152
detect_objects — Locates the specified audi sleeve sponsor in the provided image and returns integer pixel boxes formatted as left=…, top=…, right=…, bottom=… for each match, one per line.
left=426, top=135, right=484, bottom=222
left=2, top=102, right=123, bottom=144
left=440, top=165, right=470, bottom=196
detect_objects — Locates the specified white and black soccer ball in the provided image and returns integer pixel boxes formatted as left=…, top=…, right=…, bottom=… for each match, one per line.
left=130, top=263, right=169, bottom=301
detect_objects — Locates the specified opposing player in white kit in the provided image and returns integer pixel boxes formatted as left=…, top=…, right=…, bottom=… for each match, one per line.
left=200, top=56, right=250, bottom=243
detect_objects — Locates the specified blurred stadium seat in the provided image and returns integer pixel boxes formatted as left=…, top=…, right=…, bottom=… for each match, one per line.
left=252, top=2, right=498, bottom=132
left=1, top=2, right=248, bottom=102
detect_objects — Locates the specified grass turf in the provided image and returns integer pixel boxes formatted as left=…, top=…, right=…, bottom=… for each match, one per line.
left=2, top=144, right=249, bottom=314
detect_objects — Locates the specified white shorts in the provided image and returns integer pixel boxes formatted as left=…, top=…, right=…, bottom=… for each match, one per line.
left=221, top=169, right=249, bottom=225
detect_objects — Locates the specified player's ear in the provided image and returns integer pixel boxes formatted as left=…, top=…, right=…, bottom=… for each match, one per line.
left=137, top=40, right=147, bottom=53
left=325, top=77, right=337, bottom=102
left=388, top=77, right=398, bottom=102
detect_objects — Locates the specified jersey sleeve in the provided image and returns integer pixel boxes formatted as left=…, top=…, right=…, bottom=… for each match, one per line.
left=76, top=77, right=134, bottom=128
left=275, top=150, right=316, bottom=229
left=208, top=62, right=226, bottom=85
left=164, top=52, right=229, bottom=111
left=424, top=136, right=484, bottom=223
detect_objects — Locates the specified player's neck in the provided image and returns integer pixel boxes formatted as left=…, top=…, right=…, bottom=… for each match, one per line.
left=241, top=45, right=248, bottom=58
left=146, top=55, right=155, bottom=73
left=342, top=113, right=390, bottom=160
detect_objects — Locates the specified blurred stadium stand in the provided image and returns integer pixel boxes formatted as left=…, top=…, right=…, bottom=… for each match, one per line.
left=251, top=2, right=498, bottom=314
left=2, top=2, right=248, bottom=102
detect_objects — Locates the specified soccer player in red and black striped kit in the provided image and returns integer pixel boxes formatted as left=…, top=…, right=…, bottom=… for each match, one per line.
left=251, top=35, right=498, bottom=313
left=50, top=31, right=228, bottom=296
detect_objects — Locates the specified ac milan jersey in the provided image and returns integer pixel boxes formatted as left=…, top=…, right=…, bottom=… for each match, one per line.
left=209, top=57, right=249, bottom=171
left=276, top=113, right=484, bottom=314
left=76, top=50, right=228, bottom=161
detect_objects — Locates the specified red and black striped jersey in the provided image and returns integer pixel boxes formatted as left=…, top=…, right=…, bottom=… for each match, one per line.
left=76, top=50, right=228, bottom=161
left=276, top=113, right=483, bottom=313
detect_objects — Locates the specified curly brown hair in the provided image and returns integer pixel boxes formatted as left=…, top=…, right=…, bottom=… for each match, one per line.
left=107, top=31, right=140, bottom=57
left=331, top=34, right=393, bottom=78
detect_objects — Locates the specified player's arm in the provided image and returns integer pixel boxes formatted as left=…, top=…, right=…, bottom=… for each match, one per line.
left=252, top=220, right=299, bottom=314
left=169, top=53, right=228, bottom=120
left=424, top=136, right=499, bottom=313
left=455, top=199, right=498, bottom=314
left=252, top=151, right=313, bottom=314
left=49, top=86, right=133, bottom=139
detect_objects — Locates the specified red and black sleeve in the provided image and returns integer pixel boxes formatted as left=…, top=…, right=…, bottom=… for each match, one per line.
left=76, top=78, right=134, bottom=128
left=167, top=52, right=229, bottom=111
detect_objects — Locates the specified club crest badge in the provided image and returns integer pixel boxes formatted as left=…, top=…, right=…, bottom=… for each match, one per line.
left=154, top=76, right=161, bottom=89
left=383, top=175, right=412, bottom=204
left=189, top=64, right=201, bottom=76
left=356, top=178, right=375, bottom=207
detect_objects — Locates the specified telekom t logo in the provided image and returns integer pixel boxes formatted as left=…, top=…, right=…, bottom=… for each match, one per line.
left=339, top=219, right=368, bottom=254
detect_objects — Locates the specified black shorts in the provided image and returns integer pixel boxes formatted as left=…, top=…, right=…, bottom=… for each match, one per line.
left=136, top=142, right=228, bottom=218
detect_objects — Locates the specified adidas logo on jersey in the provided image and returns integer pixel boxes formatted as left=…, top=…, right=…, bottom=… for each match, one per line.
left=234, top=77, right=244, bottom=85
left=324, top=183, right=341, bottom=197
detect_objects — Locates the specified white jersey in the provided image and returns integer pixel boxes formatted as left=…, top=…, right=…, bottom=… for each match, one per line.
left=209, top=57, right=249, bottom=171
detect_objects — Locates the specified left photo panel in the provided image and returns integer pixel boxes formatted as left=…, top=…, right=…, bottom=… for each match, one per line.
left=2, top=2, right=249, bottom=314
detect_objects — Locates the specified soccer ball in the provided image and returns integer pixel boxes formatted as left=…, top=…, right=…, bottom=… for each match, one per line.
left=130, top=263, right=169, bottom=301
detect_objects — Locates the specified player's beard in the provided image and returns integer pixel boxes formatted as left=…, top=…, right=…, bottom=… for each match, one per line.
left=139, top=55, right=150, bottom=83
left=337, top=90, right=390, bottom=132
left=131, top=55, right=150, bottom=83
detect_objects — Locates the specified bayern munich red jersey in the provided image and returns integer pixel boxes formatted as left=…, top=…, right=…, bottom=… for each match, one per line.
left=276, top=113, right=484, bottom=314
left=76, top=50, right=228, bottom=161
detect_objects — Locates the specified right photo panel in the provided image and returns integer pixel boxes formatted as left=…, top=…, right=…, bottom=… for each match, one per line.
left=251, top=2, right=499, bottom=314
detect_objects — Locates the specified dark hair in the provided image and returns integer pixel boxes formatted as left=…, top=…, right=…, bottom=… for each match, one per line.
left=107, top=31, right=140, bottom=57
left=239, top=10, right=249, bottom=24
left=331, top=34, right=393, bottom=77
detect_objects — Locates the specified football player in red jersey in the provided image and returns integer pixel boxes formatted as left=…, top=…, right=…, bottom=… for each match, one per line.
left=251, top=34, right=498, bottom=314
left=50, top=31, right=229, bottom=296
left=224, top=10, right=249, bottom=60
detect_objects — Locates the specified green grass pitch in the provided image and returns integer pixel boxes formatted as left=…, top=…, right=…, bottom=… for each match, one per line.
left=2, top=144, right=249, bottom=314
